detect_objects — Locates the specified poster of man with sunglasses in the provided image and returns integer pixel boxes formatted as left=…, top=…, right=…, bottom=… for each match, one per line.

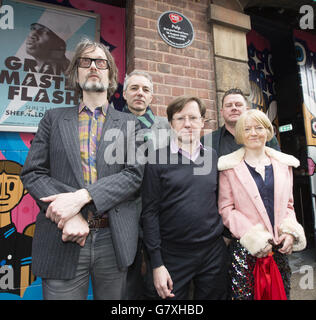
left=0, top=0, right=99, bottom=132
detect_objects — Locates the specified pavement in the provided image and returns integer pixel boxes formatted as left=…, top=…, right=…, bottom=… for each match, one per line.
left=289, top=248, right=316, bottom=300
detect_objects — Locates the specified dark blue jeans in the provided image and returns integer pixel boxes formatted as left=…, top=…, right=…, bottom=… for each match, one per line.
left=42, top=228, right=127, bottom=300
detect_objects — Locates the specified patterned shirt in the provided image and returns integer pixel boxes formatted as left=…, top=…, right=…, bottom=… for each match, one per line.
left=78, top=103, right=107, bottom=185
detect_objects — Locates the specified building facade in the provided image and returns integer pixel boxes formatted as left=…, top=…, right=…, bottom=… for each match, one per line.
left=0, top=0, right=315, bottom=299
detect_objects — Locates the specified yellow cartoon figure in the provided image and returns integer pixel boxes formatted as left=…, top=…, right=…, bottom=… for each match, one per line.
left=0, top=160, right=34, bottom=297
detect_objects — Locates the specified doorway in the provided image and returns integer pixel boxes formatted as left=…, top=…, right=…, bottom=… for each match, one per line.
left=247, top=13, right=315, bottom=249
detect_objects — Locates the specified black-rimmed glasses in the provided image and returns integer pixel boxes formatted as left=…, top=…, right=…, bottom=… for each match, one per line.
left=78, top=57, right=109, bottom=70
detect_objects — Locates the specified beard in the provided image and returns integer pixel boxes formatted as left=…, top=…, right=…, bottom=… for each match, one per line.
left=82, top=80, right=107, bottom=92
left=81, top=73, right=108, bottom=93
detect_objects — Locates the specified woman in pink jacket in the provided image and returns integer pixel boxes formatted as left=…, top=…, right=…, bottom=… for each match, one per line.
left=218, top=109, right=306, bottom=299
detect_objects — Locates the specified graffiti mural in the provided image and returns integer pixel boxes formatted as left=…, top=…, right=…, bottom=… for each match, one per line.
left=294, top=29, right=316, bottom=240
left=0, top=0, right=125, bottom=300
left=247, top=30, right=280, bottom=144
left=0, top=133, right=43, bottom=299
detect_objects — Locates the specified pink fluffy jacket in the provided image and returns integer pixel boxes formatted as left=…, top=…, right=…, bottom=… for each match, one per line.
left=218, top=146, right=306, bottom=255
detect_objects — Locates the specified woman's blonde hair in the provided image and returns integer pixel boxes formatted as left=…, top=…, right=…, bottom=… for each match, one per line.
left=235, top=109, right=274, bottom=145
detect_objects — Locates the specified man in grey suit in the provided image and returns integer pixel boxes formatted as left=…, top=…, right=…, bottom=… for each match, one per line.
left=122, top=70, right=169, bottom=299
left=122, top=70, right=170, bottom=149
left=20, top=38, right=144, bottom=300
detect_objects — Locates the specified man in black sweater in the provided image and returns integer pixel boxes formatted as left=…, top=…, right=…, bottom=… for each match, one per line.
left=141, top=96, right=227, bottom=300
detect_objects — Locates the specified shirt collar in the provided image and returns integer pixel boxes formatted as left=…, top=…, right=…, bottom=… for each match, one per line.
left=170, top=138, right=205, bottom=162
left=221, top=125, right=235, bottom=138
left=78, top=102, right=108, bottom=116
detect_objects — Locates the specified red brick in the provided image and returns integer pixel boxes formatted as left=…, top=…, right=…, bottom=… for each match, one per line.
left=172, top=87, right=185, bottom=96
left=191, top=40, right=210, bottom=51
left=190, top=58, right=212, bottom=70
left=135, top=37, right=149, bottom=49
left=149, top=20, right=158, bottom=30
left=149, top=41, right=158, bottom=51
left=202, top=99, right=213, bottom=109
left=191, top=78, right=211, bottom=90
left=195, top=49, right=211, bottom=60
left=134, top=59, right=149, bottom=70
left=165, top=75, right=190, bottom=87
left=181, top=9, right=195, bottom=20
left=157, top=63, right=171, bottom=74
left=156, top=106, right=167, bottom=117
left=128, top=0, right=217, bottom=120
left=156, top=3, right=170, bottom=13
left=185, top=68, right=196, bottom=78
left=157, top=42, right=170, bottom=53
left=197, top=89, right=210, bottom=99
left=164, top=54, right=190, bottom=67
left=150, top=73, right=164, bottom=84
left=184, top=87, right=199, bottom=96
left=148, top=61, right=158, bottom=72
left=194, top=30, right=208, bottom=42
left=135, top=49, right=163, bottom=62
left=152, top=94, right=164, bottom=105
left=164, top=0, right=187, bottom=9
left=165, top=95, right=175, bottom=106
left=135, top=27, right=159, bottom=40
left=156, top=84, right=171, bottom=95
left=171, top=66, right=185, bottom=77
left=134, top=16, right=149, bottom=28
left=135, top=7, right=160, bottom=20
left=196, top=69, right=210, bottom=80
left=135, top=0, right=153, bottom=9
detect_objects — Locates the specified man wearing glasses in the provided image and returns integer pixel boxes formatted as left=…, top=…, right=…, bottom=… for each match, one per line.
left=21, top=38, right=144, bottom=300
left=141, top=96, right=228, bottom=300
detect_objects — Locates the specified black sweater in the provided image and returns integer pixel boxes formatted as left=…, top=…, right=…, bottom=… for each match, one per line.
left=141, top=146, right=224, bottom=268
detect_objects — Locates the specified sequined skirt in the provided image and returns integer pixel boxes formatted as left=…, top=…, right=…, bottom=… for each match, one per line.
left=229, top=239, right=291, bottom=300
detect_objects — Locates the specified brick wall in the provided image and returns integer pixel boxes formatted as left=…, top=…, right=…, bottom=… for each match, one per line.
left=126, top=0, right=218, bottom=132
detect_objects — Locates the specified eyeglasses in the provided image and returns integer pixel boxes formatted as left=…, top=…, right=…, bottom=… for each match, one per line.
left=172, top=115, right=203, bottom=124
left=244, top=126, right=266, bottom=134
left=78, top=57, right=109, bottom=70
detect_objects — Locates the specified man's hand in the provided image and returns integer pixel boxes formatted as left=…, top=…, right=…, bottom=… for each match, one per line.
left=153, top=265, right=175, bottom=299
left=41, top=189, right=91, bottom=229
left=62, top=213, right=89, bottom=247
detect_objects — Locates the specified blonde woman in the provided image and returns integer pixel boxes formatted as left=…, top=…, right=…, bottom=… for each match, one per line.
left=218, top=109, right=306, bottom=299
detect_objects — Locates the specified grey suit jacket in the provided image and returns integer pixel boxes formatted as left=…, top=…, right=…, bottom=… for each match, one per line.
left=150, top=116, right=170, bottom=150
left=133, top=116, right=170, bottom=234
left=21, top=105, right=144, bottom=279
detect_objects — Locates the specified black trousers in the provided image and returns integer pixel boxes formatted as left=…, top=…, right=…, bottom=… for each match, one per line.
left=159, top=236, right=228, bottom=300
